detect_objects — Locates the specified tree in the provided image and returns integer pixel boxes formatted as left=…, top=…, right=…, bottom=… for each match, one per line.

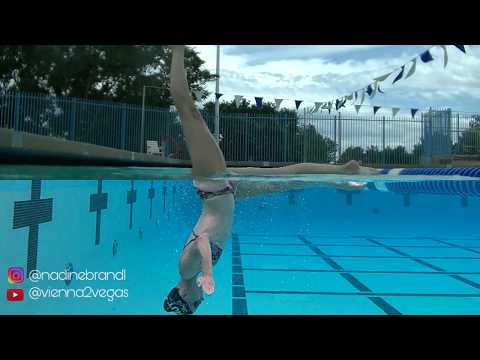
left=0, top=45, right=215, bottom=107
left=202, top=99, right=336, bottom=163
left=455, top=116, right=480, bottom=155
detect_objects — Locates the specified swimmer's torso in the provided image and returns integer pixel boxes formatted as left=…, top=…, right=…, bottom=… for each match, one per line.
left=192, top=179, right=235, bottom=247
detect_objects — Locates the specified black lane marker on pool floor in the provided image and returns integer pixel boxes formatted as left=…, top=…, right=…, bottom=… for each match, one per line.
left=245, top=290, right=480, bottom=297
left=298, top=235, right=401, bottom=315
left=239, top=253, right=480, bottom=260
left=231, top=233, right=248, bottom=315
left=365, top=238, right=480, bottom=291
left=241, top=268, right=480, bottom=275
left=429, top=238, right=480, bottom=255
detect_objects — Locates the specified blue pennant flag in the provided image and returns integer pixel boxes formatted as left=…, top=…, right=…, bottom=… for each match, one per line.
left=420, top=50, right=434, bottom=63
left=453, top=45, right=466, bottom=53
left=354, top=91, right=358, bottom=101
left=215, top=93, right=223, bottom=100
left=378, top=86, right=384, bottom=94
left=335, top=99, right=341, bottom=110
left=340, top=99, right=347, bottom=109
left=373, top=106, right=381, bottom=115
left=295, top=100, right=303, bottom=110
left=366, top=85, right=373, bottom=96
left=411, top=108, right=418, bottom=118
left=255, top=97, right=263, bottom=108
left=392, top=66, right=405, bottom=84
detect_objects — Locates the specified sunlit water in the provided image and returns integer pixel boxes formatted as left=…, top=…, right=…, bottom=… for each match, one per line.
left=1, top=166, right=480, bottom=315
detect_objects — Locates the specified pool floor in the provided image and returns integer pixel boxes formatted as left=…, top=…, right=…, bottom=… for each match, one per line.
left=230, top=233, right=480, bottom=315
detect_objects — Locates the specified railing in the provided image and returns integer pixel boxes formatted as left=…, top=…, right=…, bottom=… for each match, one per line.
left=1, top=91, right=479, bottom=166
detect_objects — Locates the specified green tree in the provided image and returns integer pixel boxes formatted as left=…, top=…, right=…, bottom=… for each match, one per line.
left=0, top=45, right=215, bottom=107
left=202, top=99, right=336, bottom=163
left=455, top=116, right=480, bottom=155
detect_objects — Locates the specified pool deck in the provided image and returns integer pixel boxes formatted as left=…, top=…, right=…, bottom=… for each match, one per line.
left=0, top=128, right=292, bottom=168
left=1, top=127, right=478, bottom=168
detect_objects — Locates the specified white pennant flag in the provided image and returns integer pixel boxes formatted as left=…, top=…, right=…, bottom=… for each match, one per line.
left=439, top=45, right=448, bottom=68
left=360, top=89, right=366, bottom=105
left=404, top=59, right=417, bottom=79
left=355, top=105, right=361, bottom=114
left=234, top=95, right=244, bottom=108
left=374, top=72, right=392, bottom=82
left=370, top=81, right=379, bottom=99
left=313, top=102, right=322, bottom=113
left=275, top=98, right=283, bottom=111
left=193, top=90, right=203, bottom=101
left=392, top=107, right=400, bottom=117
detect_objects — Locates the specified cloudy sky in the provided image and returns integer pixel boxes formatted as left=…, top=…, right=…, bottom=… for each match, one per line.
left=189, top=45, right=480, bottom=115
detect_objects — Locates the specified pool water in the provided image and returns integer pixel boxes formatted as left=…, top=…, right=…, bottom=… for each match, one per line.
left=1, top=166, right=480, bottom=315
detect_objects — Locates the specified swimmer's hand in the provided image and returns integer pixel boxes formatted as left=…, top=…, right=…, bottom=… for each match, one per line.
left=197, top=274, right=215, bottom=295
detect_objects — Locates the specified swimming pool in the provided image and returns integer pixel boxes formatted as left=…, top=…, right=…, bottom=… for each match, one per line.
left=1, top=166, right=480, bottom=315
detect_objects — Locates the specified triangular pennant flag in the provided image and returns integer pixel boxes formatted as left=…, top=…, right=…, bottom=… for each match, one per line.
left=354, top=91, right=358, bottom=101
left=373, top=106, right=381, bottom=115
left=439, top=45, right=449, bottom=68
left=392, top=107, right=400, bottom=117
left=366, top=84, right=373, bottom=96
left=392, top=65, right=405, bottom=84
left=313, top=102, right=322, bottom=113
left=234, top=95, right=243, bottom=108
left=215, top=93, right=223, bottom=100
left=340, top=98, right=347, bottom=109
left=327, top=102, right=332, bottom=114
left=420, top=50, right=434, bottom=63
left=370, top=81, right=379, bottom=98
left=374, top=72, right=392, bottom=82
left=453, top=45, right=466, bottom=53
left=360, top=90, right=365, bottom=105
left=411, top=108, right=418, bottom=118
left=193, top=90, right=203, bottom=101
left=295, top=100, right=303, bottom=110
left=354, top=105, right=361, bottom=114
left=404, top=58, right=417, bottom=79
left=274, top=98, right=283, bottom=111
left=335, top=99, right=341, bottom=111
left=378, top=85, right=384, bottom=94
left=254, top=97, right=263, bottom=108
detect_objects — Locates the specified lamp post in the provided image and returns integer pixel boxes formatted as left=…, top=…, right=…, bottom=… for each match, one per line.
left=214, top=45, right=221, bottom=144
left=141, top=85, right=163, bottom=153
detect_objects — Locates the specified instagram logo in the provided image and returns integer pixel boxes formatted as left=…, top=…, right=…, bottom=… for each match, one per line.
left=8, top=267, right=25, bottom=284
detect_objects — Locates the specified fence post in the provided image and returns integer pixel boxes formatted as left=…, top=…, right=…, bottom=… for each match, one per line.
left=121, top=104, right=127, bottom=150
left=455, top=113, right=460, bottom=155
left=14, top=92, right=20, bottom=131
left=70, top=98, right=76, bottom=141
left=382, top=116, right=386, bottom=167
left=338, top=112, right=342, bottom=162
left=283, top=116, right=287, bottom=163
left=303, top=108, right=307, bottom=163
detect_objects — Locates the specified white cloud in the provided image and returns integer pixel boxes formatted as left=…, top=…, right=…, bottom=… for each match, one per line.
left=190, top=45, right=480, bottom=112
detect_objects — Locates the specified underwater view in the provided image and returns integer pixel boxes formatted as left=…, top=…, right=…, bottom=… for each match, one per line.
left=1, top=166, right=480, bottom=315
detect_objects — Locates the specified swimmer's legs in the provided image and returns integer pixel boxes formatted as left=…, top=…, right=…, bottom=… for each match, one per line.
left=170, top=45, right=227, bottom=177
left=230, top=160, right=380, bottom=176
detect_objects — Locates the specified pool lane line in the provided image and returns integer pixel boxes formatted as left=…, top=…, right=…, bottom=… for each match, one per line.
left=240, top=268, right=480, bottom=276
left=365, top=238, right=480, bottom=291
left=427, top=238, right=480, bottom=255
left=236, top=234, right=480, bottom=241
left=239, top=253, right=480, bottom=260
left=245, top=290, right=480, bottom=298
left=238, top=241, right=461, bottom=249
left=231, top=233, right=248, bottom=315
left=297, top=235, right=401, bottom=315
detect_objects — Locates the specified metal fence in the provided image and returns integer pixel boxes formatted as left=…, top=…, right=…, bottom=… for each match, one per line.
left=1, top=91, right=479, bottom=166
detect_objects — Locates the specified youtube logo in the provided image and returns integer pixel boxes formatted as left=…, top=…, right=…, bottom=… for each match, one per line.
left=7, top=289, right=24, bottom=302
